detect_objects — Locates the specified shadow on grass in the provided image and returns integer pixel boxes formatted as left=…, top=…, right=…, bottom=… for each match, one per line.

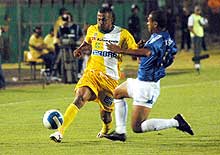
left=4, top=89, right=44, bottom=94
left=167, top=68, right=195, bottom=76
left=55, top=139, right=104, bottom=147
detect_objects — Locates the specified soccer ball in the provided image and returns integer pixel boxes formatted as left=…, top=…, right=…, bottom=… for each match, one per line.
left=43, top=109, right=63, bottom=130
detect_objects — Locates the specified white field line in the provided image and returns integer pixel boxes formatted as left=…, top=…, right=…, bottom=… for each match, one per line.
left=0, top=97, right=73, bottom=107
left=162, top=79, right=220, bottom=89
left=1, top=80, right=220, bottom=107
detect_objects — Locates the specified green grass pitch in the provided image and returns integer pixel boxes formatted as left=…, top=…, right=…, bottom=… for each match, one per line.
left=0, top=50, right=220, bottom=155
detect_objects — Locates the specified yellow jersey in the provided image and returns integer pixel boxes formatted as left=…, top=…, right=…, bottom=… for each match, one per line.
left=43, top=34, right=55, bottom=54
left=188, top=13, right=204, bottom=37
left=54, top=16, right=65, bottom=38
left=85, top=24, right=137, bottom=80
left=29, top=34, right=44, bottom=60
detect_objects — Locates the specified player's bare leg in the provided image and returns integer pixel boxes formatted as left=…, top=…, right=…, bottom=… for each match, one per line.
left=131, top=105, right=150, bottom=133
left=50, top=86, right=96, bottom=143
left=104, top=104, right=194, bottom=142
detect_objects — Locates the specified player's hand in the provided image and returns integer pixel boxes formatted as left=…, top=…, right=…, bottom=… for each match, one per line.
left=106, top=42, right=122, bottom=54
left=137, top=40, right=146, bottom=48
left=73, top=48, right=82, bottom=57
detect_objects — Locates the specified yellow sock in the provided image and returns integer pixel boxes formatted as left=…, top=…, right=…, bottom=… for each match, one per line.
left=100, top=121, right=112, bottom=134
left=58, top=104, right=79, bottom=135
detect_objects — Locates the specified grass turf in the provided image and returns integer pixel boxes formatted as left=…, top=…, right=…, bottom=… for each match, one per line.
left=0, top=50, right=220, bottom=155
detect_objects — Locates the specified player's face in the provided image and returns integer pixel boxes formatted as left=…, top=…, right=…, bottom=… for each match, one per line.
left=35, top=29, right=42, bottom=37
left=50, top=31, right=54, bottom=36
left=147, top=14, right=154, bottom=33
left=195, top=7, right=201, bottom=15
left=97, top=12, right=113, bottom=32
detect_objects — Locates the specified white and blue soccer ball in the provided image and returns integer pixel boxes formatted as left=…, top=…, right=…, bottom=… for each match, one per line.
left=43, top=109, right=63, bottom=130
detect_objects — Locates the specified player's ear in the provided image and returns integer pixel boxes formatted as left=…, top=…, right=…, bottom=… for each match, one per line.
left=153, top=21, right=158, bottom=28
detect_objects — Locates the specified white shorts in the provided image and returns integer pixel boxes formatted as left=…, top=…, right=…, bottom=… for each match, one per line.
left=127, top=78, right=160, bottom=108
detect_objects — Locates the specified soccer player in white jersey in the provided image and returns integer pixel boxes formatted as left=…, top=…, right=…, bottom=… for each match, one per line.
left=104, top=10, right=194, bottom=142
left=49, top=7, right=137, bottom=143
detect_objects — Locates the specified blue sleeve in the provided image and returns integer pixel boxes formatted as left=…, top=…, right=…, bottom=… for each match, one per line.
left=144, top=37, right=164, bottom=56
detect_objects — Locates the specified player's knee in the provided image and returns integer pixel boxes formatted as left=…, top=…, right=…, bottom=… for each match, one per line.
left=113, top=90, right=122, bottom=99
left=73, top=95, right=85, bottom=109
left=113, top=93, right=119, bottom=99
left=74, top=87, right=92, bottom=109
left=131, top=122, right=142, bottom=133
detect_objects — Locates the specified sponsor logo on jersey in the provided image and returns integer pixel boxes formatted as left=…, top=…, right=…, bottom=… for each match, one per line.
left=97, top=38, right=119, bottom=43
left=91, top=37, right=119, bottom=44
left=92, top=50, right=118, bottom=58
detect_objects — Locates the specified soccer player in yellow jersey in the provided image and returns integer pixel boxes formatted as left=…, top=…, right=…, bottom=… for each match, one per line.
left=50, top=7, right=137, bottom=143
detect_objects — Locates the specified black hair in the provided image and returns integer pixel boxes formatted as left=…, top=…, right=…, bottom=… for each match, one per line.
left=98, top=7, right=113, bottom=15
left=131, top=4, right=139, bottom=12
left=59, top=7, right=67, bottom=16
left=98, top=7, right=115, bottom=24
left=150, top=10, right=167, bottom=29
left=33, top=26, right=41, bottom=32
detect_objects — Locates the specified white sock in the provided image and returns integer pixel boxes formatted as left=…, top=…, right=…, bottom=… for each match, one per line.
left=114, top=99, right=128, bottom=134
left=141, top=118, right=178, bottom=132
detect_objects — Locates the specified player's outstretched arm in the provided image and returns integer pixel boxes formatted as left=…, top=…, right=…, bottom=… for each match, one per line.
left=73, top=41, right=91, bottom=57
left=106, top=42, right=151, bottom=57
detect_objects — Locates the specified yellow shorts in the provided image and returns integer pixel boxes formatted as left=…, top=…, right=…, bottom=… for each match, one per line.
left=75, top=70, right=118, bottom=112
